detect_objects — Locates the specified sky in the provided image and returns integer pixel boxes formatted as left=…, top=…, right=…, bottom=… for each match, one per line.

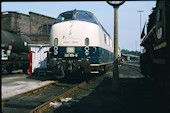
left=1, top=1, right=156, bottom=51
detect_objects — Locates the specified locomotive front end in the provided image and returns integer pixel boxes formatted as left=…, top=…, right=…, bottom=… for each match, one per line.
left=48, top=45, right=91, bottom=78
left=48, top=10, right=100, bottom=78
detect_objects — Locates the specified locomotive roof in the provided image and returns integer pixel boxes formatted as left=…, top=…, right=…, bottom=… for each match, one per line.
left=62, top=9, right=92, bottom=14
left=54, top=9, right=111, bottom=38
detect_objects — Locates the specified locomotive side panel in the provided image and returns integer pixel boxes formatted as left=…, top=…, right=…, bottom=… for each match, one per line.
left=97, top=25, right=114, bottom=66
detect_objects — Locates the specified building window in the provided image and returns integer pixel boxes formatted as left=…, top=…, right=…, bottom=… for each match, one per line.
left=38, top=24, right=52, bottom=34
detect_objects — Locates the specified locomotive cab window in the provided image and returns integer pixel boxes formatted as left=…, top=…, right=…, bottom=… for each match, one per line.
left=75, top=12, right=96, bottom=23
left=56, top=13, right=74, bottom=23
left=54, top=38, right=58, bottom=46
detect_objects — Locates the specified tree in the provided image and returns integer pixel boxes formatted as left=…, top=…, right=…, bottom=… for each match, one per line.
left=121, top=49, right=141, bottom=56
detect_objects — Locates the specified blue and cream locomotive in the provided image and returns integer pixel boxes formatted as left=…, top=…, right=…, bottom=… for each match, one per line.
left=48, top=9, right=114, bottom=78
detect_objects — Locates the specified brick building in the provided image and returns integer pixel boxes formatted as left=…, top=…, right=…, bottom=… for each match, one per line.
left=1, top=11, right=56, bottom=44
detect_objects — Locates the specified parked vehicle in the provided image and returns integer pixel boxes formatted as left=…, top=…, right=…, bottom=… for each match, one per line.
left=1, top=30, right=32, bottom=73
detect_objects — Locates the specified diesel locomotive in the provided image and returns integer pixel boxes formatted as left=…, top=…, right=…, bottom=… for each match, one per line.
left=47, top=9, right=114, bottom=78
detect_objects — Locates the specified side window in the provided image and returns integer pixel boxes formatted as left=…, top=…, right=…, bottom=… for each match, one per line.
left=107, top=37, right=109, bottom=46
left=110, top=39, right=112, bottom=47
left=157, top=27, right=163, bottom=39
left=104, top=34, right=106, bottom=44
left=156, top=9, right=161, bottom=22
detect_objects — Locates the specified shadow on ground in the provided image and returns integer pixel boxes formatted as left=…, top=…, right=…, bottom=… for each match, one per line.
left=27, top=72, right=100, bottom=84
left=1, top=71, right=21, bottom=76
left=54, top=76, right=170, bottom=113
left=26, top=72, right=56, bottom=81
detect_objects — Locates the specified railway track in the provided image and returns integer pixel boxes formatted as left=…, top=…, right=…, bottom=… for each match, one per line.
left=2, top=65, right=113, bottom=113
left=1, top=75, right=94, bottom=113
left=30, top=80, right=88, bottom=113
left=120, top=62, right=141, bottom=72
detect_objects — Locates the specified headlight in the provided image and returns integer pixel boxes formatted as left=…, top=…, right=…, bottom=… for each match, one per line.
left=54, top=38, right=58, bottom=46
left=85, top=37, right=89, bottom=46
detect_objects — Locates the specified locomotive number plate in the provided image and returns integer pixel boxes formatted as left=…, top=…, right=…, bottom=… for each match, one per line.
left=64, top=53, right=78, bottom=57
left=66, top=47, right=75, bottom=53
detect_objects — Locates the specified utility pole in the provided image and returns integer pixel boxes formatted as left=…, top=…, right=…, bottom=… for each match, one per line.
left=107, top=1, right=125, bottom=94
left=137, top=10, right=144, bottom=53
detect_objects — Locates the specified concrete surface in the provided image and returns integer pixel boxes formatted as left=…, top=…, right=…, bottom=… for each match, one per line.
left=51, top=65, right=170, bottom=113
left=2, top=73, right=55, bottom=100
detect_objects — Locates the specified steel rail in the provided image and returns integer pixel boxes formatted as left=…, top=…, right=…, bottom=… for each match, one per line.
left=120, top=62, right=141, bottom=72
left=30, top=81, right=87, bottom=113
left=25, top=81, right=60, bottom=95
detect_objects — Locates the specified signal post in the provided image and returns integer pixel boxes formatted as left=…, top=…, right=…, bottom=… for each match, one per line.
left=107, top=1, right=125, bottom=94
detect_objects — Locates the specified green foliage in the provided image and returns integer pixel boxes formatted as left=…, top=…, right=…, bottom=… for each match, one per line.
left=121, top=49, right=141, bottom=56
